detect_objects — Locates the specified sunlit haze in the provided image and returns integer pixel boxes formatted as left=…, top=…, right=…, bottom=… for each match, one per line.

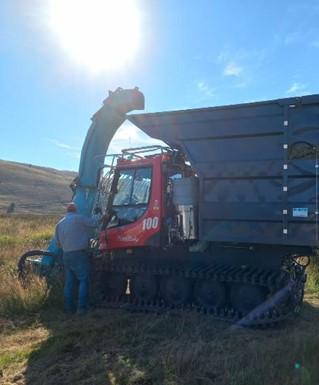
left=48, top=0, right=141, bottom=73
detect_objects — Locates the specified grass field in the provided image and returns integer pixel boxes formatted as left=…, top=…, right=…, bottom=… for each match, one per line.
left=1, top=215, right=319, bottom=385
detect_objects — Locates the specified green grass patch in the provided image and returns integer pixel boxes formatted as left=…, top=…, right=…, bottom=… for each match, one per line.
left=306, top=255, right=319, bottom=293
left=0, top=235, right=20, bottom=247
left=0, top=348, right=33, bottom=369
left=29, top=231, right=53, bottom=243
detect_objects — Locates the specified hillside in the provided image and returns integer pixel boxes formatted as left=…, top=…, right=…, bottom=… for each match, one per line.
left=0, top=160, right=76, bottom=214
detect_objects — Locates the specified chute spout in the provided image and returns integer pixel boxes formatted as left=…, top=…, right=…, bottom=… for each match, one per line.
left=75, top=87, right=144, bottom=215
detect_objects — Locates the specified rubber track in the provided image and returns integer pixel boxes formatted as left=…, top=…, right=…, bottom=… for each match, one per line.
left=92, top=257, right=306, bottom=328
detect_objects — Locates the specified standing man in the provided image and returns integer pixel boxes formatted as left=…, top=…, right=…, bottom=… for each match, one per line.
left=55, top=202, right=100, bottom=314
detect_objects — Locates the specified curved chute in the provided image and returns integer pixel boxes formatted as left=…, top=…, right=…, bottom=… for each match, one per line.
left=42, top=87, right=144, bottom=267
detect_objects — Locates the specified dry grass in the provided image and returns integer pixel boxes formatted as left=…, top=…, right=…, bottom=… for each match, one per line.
left=0, top=215, right=58, bottom=266
left=1, top=304, right=319, bottom=385
left=306, top=254, right=319, bottom=293
left=0, top=272, right=49, bottom=317
left=0, top=215, right=60, bottom=318
left=0, top=214, right=319, bottom=385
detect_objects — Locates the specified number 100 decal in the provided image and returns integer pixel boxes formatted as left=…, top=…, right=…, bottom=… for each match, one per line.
left=142, top=217, right=159, bottom=230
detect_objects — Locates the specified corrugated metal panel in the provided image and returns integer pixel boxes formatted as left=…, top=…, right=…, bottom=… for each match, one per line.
left=128, top=95, right=319, bottom=247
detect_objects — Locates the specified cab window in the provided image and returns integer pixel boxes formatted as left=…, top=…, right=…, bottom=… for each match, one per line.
left=110, top=167, right=152, bottom=226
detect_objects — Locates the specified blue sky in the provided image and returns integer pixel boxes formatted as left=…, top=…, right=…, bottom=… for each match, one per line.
left=1, top=0, right=319, bottom=171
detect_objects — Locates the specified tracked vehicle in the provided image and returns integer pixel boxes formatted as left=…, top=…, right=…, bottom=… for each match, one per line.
left=19, top=88, right=319, bottom=326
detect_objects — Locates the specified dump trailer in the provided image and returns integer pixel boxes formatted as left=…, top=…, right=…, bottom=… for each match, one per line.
left=19, top=88, right=319, bottom=327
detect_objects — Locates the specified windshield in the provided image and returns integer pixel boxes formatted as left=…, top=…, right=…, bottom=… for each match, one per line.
left=113, top=167, right=152, bottom=206
left=110, top=167, right=152, bottom=226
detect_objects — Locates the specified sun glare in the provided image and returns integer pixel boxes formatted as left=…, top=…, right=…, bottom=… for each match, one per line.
left=48, top=0, right=141, bottom=73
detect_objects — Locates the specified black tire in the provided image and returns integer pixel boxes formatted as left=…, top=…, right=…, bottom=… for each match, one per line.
left=17, top=250, right=58, bottom=280
left=160, top=276, right=191, bottom=306
left=193, top=280, right=226, bottom=307
left=99, top=272, right=127, bottom=298
left=130, top=274, right=158, bottom=302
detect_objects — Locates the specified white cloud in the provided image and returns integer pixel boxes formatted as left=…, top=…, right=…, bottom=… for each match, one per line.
left=283, top=31, right=302, bottom=45
left=49, top=139, right=74, bottom=150
left=223, top=62, right=243, bottom=77
left=48, top=139, right=81, bottom=159
left=217, top=48, right=267, bottom=90
left=286, top=82, right=307, bottom=95
left=197, top=81, right=215, bottom=97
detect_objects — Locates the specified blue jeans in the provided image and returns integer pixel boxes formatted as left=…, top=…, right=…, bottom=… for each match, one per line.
left=63, top=250, right=90, bottom=313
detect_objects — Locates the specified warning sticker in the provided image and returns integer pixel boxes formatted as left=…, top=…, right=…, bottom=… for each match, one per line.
left=292, top=208, right=309, bottom=217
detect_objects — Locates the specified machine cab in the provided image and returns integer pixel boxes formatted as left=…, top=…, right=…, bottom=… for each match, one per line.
left=98, top=145, right=198, bottom=251
left=99, top=146, right=168, bottom=251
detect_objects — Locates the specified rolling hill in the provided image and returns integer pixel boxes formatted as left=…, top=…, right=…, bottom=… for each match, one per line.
left=0, top=159, right=77, bottom=214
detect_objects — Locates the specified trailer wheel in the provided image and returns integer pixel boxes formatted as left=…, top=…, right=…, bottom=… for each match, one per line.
left=160, top=276, right=191, bottom=307
left=230, top=284, right=266, bottom=314
left=193, top=280, right=226, bottom=308
left=130, top=274, right=158, bottom=302
left=18, top=250, right=59, bottom=281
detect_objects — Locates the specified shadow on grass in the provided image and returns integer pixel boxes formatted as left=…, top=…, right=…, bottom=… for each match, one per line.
left=23, top=298, right=229, bottom=385
left=22, top=287, right=319, bottom=385
left=21, top=275, right=232, bottom=385
left=25, top=310, right=156, bottom=385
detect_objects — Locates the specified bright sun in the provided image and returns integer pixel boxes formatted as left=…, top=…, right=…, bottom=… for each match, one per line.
left=48, top=0, right=141, bottom=73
